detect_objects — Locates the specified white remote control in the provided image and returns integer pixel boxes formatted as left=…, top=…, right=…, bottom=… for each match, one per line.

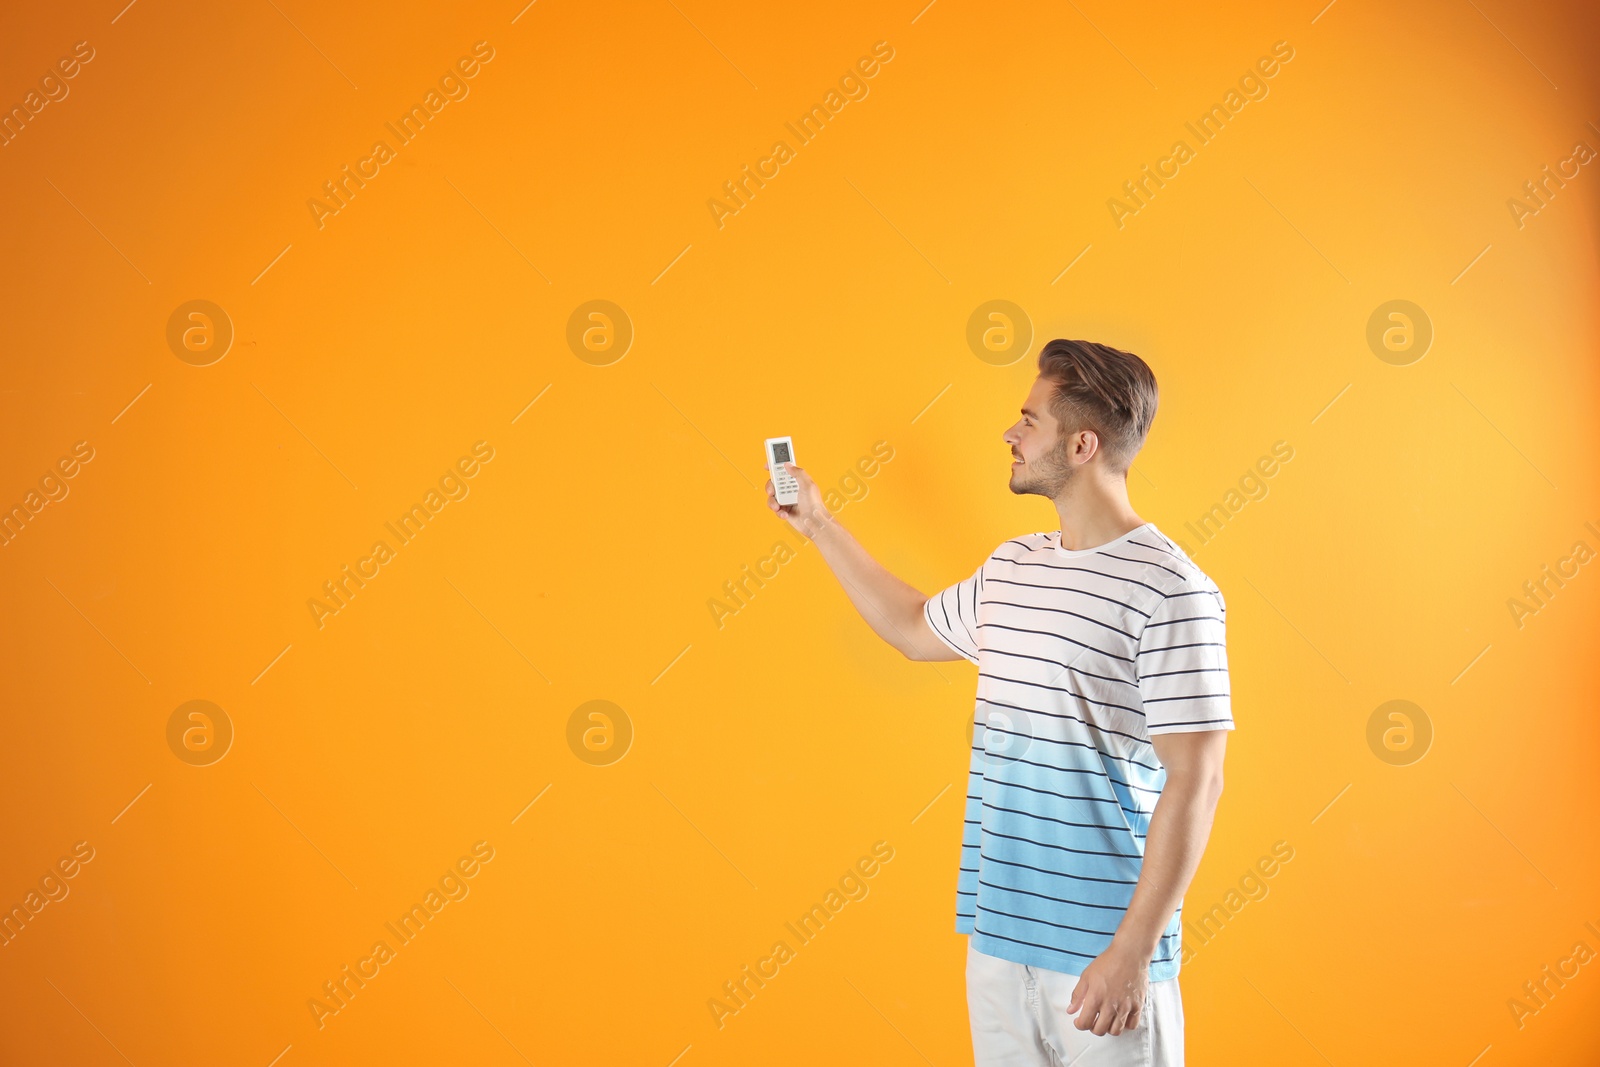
left=765, top=436, right=799, bottom=505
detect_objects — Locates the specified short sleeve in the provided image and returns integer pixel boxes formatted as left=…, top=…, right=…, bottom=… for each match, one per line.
left=923, top=561, right=983, bottom=664
left=1137, top=585, right=1234, bottom=734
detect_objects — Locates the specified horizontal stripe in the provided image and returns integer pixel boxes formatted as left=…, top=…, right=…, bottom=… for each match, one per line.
left=981, top=673, right=1143, bottom=717
left=980, top=622, right=1136, bottom=663
left=983, top=648, right=1143, bottom=690
left=985, top=577, right=1152, bottom=618
left=979, top=902, right=1120, bottom=938
left=972, top=924, right=1101, bottom=960
left=970, top=746, right=1161, bottom=795
left=1098, top=551, right=1189, bottom=582
left=1003, top=558, right=1173, bottom=598
left=975, top=851, right=1140, bottom=886
left=980, top=689, right=1149, bottom=737
left=980, top=827, right=1142, bottom=862
left=1140, top=666, right=1228, bottom=678
left=973, top=924, right=1182, bottom=967
left=1144, top=614, right=1224, bottom=628
left=971, top=780, right=1146, bottom=821
left=983, top=724, right=1165, bottom=774
left=987, top=598, right=1141, bottom=639
left=982, top=800, right=1148, bottom=841
left=1138, top=640, right=1227, bottom=656
left=1127, top=537, right=1184, bottom=561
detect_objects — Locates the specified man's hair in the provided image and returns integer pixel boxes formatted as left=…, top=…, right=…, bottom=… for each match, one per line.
left=1035, top=339, right=1159, bottom=472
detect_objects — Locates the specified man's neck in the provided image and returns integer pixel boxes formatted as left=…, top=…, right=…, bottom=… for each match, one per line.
left=1053, top=472, right=1145, bottom=551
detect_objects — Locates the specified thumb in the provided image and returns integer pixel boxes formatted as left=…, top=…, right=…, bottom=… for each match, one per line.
left=1065, top=982, right=1083, bottom=1014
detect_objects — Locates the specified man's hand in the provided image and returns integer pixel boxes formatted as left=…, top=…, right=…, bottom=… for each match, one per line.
left=761, top=459, right=960, bottom=661
left=764, top=461, right=833, bottom=541
left=1064, top=940, right=1150, bottom=1036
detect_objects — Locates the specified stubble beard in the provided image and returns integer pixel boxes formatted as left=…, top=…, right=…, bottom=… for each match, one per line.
left=1008, top=439, right=1073, bottom=498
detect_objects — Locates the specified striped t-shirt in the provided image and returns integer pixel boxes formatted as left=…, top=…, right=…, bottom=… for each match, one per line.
left=923, top=522, right=1233, bottom=981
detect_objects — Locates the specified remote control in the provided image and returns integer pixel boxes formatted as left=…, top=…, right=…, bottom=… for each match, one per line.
left=765, top=437, right=799, bottom=505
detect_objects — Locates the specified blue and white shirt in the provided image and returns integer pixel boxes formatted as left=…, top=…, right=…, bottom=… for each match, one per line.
left=924, top=522, right=1233, bottom=981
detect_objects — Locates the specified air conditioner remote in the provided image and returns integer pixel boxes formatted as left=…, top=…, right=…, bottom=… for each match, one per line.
left=765, top=436, right=799, bottom=505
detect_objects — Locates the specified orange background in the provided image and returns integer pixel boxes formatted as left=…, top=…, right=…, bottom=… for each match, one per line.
left=2, top=0, right=1598, bottom=1064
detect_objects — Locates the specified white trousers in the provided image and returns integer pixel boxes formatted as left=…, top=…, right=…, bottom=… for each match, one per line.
left=967, top=941, right=1184, bottom=1067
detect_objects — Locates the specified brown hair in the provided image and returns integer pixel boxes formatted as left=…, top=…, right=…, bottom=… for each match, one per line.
left=1035, top=339, right=1159, bottom=472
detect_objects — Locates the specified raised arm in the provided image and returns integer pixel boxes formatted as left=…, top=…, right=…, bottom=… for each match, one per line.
left=765, top=460, right=960, bottom=661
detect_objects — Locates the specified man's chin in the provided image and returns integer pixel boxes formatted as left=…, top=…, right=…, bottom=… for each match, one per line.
left=1009, top=469, right=1065, bottom=497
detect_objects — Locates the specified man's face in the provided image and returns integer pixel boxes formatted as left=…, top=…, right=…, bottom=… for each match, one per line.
left=1002, top=377, right=1074, bottom=498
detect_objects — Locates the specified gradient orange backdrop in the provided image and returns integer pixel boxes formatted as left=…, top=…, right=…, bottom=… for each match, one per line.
left=2, top=0, right=1598, bottom=1064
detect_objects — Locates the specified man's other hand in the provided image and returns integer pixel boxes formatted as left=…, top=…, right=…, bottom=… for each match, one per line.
left=1064, top=940, right=1151, bottom=1036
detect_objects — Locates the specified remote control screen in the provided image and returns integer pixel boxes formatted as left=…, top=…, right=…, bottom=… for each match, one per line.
left=771, top=442, right=791, bottom=464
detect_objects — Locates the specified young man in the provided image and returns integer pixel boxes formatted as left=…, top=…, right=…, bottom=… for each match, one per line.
left=764, top=339, right=1231, bottom=1066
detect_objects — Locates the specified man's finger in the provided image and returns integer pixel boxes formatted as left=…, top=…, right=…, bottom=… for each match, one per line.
left=1065, top=984, right=1082, bottom=1014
